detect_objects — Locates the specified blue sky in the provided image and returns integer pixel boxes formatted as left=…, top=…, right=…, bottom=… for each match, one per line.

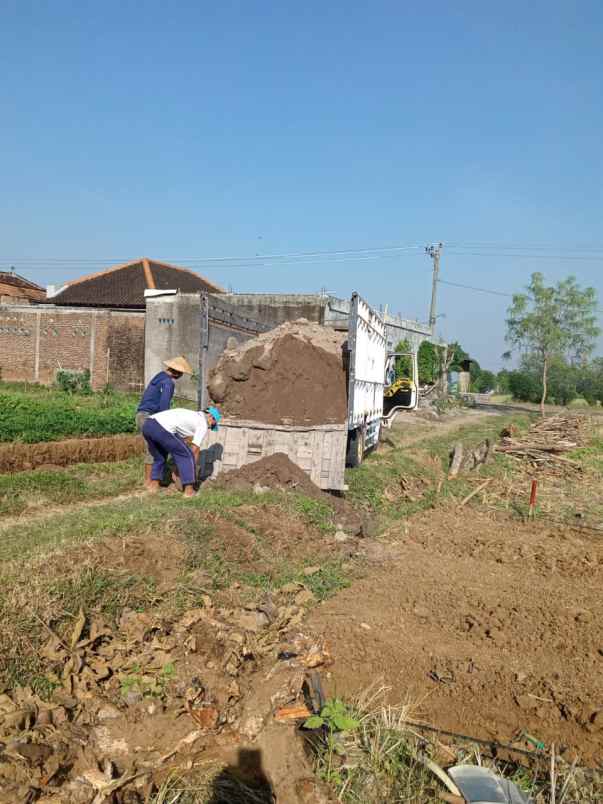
left=2, top=0, right=602, bottom=368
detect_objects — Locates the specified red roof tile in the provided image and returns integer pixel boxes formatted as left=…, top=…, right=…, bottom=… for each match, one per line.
left=49, top=258, right=224, bottom=308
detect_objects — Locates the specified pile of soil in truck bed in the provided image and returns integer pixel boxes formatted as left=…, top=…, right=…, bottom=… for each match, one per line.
left=208, top=320, right=348, bottom=425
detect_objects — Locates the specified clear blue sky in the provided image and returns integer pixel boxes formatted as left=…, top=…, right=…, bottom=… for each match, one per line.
left=2, top=0, right=602, bottom=368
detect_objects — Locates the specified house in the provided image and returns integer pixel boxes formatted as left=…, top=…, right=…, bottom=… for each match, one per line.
left=47, top=257, right=224, bottom=308
left=0, top=258, right=222, bottom=390
left=0, top=269, right=46, bottom=304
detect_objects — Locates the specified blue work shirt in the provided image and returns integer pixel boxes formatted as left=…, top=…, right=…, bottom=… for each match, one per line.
left=137, top=371, right=175, bottom=414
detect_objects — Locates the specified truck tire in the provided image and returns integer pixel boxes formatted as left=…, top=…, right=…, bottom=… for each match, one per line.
left=346, top=428, right=364, bottom=468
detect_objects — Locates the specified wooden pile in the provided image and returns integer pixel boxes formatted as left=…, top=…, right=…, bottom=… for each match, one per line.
left=496, top=414, right=588, bottom=473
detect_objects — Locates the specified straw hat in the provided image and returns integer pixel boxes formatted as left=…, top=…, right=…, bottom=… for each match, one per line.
left=164, top=355, right=193, bottom=375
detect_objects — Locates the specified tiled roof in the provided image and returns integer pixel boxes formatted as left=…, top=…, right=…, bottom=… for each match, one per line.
left=49, top=258, right=224, bottom=308
left=0, top=271, right=45, bottom=292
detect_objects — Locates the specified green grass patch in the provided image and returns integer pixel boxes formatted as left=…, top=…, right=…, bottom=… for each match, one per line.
left=567, top=436, right=603, bottom=475
left=0, top=384, right=139, bottom=442
left=418, top=414, right=532, bottom=470
left=289, top=494, right=336, bottom=533
left=0, top=458, right=143, bottom=516
left=239, top=560, right=350, bottom=600
left=0, top=487, right=263, bottom=563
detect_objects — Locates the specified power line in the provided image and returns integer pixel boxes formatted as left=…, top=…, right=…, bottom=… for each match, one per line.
left=0, top=244, right=423, bottom=266
left=6, top=239, right=603, bottom=270
left=439, top=279, right=603, bottom=313
left=1, top=253, right=416, bottom=274
left=447, top=250, right=603, bottom=261
left=447, top=240, right=603, bottom=252
left=438, top=279, right=513, bottom=297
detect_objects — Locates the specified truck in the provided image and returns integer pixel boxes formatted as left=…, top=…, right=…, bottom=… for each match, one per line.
left=202, top=292, right=418, bottom=490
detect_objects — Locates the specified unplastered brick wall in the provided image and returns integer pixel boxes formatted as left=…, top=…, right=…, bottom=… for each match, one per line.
left=0, top=305, right=145, bottom=391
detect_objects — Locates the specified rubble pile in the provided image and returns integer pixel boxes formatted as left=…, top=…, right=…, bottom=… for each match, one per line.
left=208, top=319, right=348, bottom=425
left=0, top=590, right=331, bottom=803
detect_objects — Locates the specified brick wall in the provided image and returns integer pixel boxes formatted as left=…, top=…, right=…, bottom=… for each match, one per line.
left=0, top=305, right=145, bottom=391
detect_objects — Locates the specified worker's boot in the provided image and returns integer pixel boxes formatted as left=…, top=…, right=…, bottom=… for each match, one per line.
left=144, top=464, right=153, bottom=489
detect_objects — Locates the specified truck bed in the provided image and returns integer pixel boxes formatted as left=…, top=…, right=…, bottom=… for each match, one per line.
left=201, top=418, right=348, bottom=491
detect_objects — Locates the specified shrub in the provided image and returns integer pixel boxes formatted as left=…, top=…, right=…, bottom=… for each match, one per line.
left=55, top=369, right=92, bottom=395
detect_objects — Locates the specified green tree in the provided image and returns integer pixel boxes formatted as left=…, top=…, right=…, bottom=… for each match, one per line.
left=474, top=369, right=496, bottom=393
left=505, top=273, right=600, bottom=415
left=497, top=369, right=511, bottom=394
left=576, top=358, right=603, bottom=404
left=393, top=339, right=412, bottom=379
left=417, top=341, right=445, bottom=384
left=448, top=341, right=470, bottom=372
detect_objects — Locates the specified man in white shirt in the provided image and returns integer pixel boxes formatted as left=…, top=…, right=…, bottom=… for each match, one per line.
left=142, top=405, right=222, bottom=497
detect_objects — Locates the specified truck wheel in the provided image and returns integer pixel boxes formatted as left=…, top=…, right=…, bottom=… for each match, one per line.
left=346, top=429, right=364, bottom=468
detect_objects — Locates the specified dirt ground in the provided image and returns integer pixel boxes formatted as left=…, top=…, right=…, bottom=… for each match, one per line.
left=307, top=505, right=603, bottom=765
left=0, top=434, right=143, bottom=474
left=1, top=408, right=601, bottom=801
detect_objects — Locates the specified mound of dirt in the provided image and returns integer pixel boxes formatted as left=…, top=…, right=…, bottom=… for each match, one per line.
left=217, top=452, right=325, bottom=498
left=0, top=434, right=143, bottom=475
left=217, top=453, right=365, bottom=537
left=208, top=319, right=348, bottom=425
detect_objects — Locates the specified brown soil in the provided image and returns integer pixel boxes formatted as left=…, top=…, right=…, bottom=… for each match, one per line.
left=0, top=521, right=332, bottom=803
left=208, top=321, right=348, bottom=425
left=0, top=434, right=143, bottom=474
left=218, top=452, right=327, bottom=499
left=217, top=452, right=364, bottom=535
left=306, top=506, right=603, bottom=765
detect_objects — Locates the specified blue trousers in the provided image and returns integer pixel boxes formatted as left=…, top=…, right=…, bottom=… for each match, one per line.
left=142, top=418, right=197, bottom=486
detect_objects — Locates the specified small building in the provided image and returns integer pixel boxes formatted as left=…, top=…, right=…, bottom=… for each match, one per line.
left=47, top=257, right=223, bottom=308
left=0, top=259, right=222, bottom=391
left=0, top=269, right=46, bottom=304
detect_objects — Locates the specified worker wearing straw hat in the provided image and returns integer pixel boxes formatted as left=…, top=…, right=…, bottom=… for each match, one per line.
left=136, top=356, right=193, bottom=488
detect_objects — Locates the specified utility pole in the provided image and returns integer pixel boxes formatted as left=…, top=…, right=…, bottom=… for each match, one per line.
left=426, top=243, right=443, bottom=331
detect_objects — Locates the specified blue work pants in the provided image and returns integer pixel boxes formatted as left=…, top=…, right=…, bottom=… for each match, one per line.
left=142, top=419, right=197, bottom=487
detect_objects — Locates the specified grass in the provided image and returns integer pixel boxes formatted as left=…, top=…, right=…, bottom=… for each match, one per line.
left=0, top=485, right=351, bottom=690
left=306, top=686, right=599, bottom=803
left=0, top=457, right=143, bottom=516
left=345, top=413, right=534, bottom=531
left=0, top=561, right=158, bottom=692
left=0, top=383, right=138, bottom=442
left=0, top=380, right=197, bottom=443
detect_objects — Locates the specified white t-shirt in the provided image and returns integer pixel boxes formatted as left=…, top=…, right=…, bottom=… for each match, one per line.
left=150, top=408, right=208, bottom=447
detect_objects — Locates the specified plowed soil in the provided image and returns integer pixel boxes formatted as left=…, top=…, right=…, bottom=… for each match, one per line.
left=0, top=434, right=143, bottom=474
left=307, top=506, right=603, bottom=764
left=208, top=321, right=348, bottom=425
